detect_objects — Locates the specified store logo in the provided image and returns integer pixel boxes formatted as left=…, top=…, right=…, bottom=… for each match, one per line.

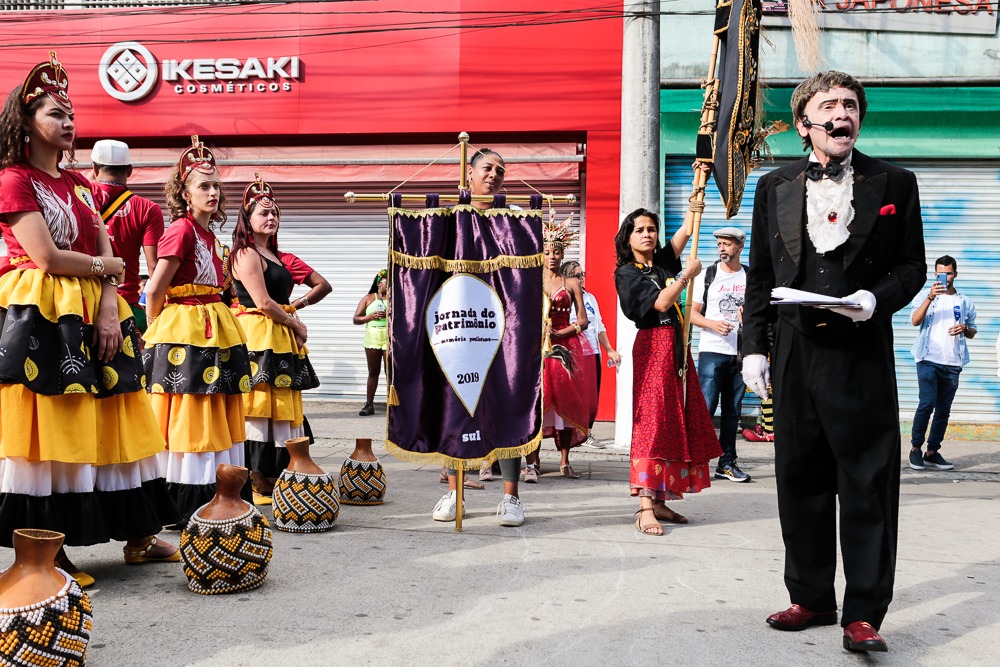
left=99, top=41, right=159, bottom=102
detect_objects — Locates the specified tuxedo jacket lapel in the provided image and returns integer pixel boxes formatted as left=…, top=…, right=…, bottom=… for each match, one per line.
left=775, top=160, right=808, bottom=269
left=843, top=150, right=887, bottom=268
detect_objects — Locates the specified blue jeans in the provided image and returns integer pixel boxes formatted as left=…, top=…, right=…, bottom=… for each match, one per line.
left=911, top=360, right=961, bottom=451
left=698, top=351, right=745, bottom=467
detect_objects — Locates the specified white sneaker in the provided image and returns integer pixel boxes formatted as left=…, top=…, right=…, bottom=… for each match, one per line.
left=497, top=494, right=525, bottom=527
left=432, top=490, right=465, bottom=522
left=580, top=436, right=605, bottom=449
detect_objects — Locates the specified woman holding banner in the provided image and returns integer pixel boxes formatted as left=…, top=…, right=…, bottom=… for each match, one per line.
left=614, top=207, right=721, bottom=536
left=432, top=147, right=526, bottom=526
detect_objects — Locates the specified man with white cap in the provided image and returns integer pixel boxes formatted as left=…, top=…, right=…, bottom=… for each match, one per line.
left=690, top=226, right=750, bottom=482
left=90, top=140, right=164, bottom=330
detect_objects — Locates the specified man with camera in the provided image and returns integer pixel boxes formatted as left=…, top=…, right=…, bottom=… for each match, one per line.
left=908, top=255, right=977, bottom=471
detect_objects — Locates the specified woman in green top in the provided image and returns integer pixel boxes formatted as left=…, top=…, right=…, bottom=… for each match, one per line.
left=353, top=269, right=388, bottom=415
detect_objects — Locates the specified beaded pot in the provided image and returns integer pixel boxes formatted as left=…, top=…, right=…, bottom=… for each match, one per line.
left=0, top=529, right=93, bottom=667
left=272, top=437, right=340, bottom=533
left=338, top=438, right=387, bottom=506
left=180, top=464, right=274, bottom=595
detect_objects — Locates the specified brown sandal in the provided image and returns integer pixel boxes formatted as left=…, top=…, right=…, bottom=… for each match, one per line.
left=653, top=503, right=688, bottom=524
left=633, top=508, right=663, bottom=536
left=560, top=464, right=580, bottom=479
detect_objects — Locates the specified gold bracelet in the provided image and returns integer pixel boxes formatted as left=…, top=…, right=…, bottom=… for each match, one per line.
left=90, top=256, right=105, bottom=275
left=574, top=323, right=582, bottom=334
left=298, top=296, right=309, bottom=308
left=283, top=312, right=294, bottom=326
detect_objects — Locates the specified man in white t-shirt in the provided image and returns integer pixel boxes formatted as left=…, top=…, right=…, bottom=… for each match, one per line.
left=691, top=227, right=750, bottom=482
left=908, top=255, right=977, bottom=471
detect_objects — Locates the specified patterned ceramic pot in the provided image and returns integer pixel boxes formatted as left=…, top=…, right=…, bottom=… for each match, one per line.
left=272, top=437, right=340, bottom=533
left=180, top=464, right=273, bottom=595
left=338, top=438, right=387, bottom=506
left=0, top=529, right=93, bottom=667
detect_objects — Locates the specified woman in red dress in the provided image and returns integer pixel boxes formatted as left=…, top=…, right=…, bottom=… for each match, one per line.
left=613, top=207, right=721, bottom=535
left=541, top=214, right=593, bottom=479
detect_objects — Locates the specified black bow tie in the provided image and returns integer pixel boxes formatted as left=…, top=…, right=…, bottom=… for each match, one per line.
left=805, top=161, right=845, bottom=182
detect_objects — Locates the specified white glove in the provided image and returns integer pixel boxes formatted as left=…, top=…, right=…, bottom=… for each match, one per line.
left=741, top=354, right=770, bottom=400
left=829, top=289, right=876, bottom=323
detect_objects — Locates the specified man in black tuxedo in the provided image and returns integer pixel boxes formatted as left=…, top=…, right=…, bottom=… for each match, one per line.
left=741, top=71, right=925, bottom=653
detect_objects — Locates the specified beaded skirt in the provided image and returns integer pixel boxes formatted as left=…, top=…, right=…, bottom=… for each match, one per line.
left=0, top=569, right=93, bottom=667
left=179, top=503, right=273, bottom=595
left=338, top=458, right=386, bottom=506
left=271, top=471, right=339, bottom=533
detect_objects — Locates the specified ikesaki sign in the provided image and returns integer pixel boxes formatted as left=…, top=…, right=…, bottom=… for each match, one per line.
left=99, top=41, right=301, bottom=102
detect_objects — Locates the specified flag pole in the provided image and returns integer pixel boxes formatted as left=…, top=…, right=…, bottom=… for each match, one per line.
left=680, top=32, right=721, bottom=406
left=454, top=132, right=471, bottom=533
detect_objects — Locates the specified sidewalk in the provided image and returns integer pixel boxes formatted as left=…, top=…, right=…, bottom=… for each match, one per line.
left=55, top=401, right=1000, bottom=666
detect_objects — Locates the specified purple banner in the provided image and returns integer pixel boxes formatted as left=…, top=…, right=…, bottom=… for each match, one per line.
left=386, top=191, right=543, bottom=469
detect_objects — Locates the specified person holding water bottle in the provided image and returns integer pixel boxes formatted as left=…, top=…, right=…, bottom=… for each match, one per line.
left=908, top=255, right=977, bottom=471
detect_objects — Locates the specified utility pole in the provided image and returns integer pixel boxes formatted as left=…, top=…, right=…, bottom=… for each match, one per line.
left=615, top=0, right=661, bottom=448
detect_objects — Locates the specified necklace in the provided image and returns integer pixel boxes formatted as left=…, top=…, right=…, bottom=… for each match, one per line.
left=98, top=180, right=127, bottom=186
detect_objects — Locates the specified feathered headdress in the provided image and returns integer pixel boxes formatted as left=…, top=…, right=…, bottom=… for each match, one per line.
left=542, top=209, right=578, bottom=249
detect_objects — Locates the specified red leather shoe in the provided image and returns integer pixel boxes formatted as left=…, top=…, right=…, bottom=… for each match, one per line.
left=766, top=604, right=838, bottom=631
left=742, top=425, right=775, bottom=442
left=843, top=621, right=888, bottom=652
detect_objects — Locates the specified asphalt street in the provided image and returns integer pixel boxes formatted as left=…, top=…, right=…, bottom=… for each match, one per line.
left=13, top=400, right=998, bottom=666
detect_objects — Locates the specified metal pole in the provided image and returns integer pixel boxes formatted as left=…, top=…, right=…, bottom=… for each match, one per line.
left=459, top=132, right=470, bottom=190
left=455, top=468, right=464, bottom=532
left=614, top=0, right=661, bottom=449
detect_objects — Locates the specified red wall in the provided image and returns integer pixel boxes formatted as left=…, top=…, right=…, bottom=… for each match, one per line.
left=0, top=0, right=623, bottom=419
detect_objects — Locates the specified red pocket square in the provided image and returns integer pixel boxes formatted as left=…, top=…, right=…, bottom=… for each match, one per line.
left=879, top=204, right=896, bottom=216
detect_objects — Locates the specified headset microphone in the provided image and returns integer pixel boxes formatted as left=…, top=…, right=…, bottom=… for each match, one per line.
left=802, top=117, right=834, bottom=132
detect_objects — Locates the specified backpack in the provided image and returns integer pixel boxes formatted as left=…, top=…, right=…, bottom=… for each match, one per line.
left=701, top=261, right=749, bottom=307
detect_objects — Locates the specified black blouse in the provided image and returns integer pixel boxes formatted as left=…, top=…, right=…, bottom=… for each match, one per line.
left=234, top=254, right=294, bottom=308
left=614, top=247, right=682, bottom=329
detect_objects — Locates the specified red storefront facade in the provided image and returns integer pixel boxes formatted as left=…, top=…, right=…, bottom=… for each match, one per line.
left=1, top=1, right=624, bottom=419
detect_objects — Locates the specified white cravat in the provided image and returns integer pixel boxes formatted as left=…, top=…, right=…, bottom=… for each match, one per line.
left=805, top=153, right=854, bottom=254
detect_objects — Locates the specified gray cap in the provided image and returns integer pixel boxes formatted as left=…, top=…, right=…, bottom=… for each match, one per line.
left=713, top=226, right=746, bottom=243
left=91, top=140, right=131, bottom=166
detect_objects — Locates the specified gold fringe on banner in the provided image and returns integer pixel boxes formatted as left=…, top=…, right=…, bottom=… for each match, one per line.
left=389, top=205, right=542, bottom=219
left=385, top=431, right=542, bottom=471
left=390, top=251, right=544, bottom=273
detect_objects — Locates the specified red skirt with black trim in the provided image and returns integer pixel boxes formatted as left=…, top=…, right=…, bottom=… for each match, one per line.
left=630, top=325, right=721, bottom=498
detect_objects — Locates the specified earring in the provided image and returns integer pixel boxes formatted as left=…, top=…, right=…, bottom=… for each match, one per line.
left=24, top=136, right=29, bottom=143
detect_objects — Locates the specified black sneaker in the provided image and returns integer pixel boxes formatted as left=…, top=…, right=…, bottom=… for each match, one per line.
left=923, top=451, right=954, bottom=470
left=715, top=463, right=751, bottom=482
left=908, top=448, right=925, bottom=470
left=359, top=402, right=375, bottom=416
